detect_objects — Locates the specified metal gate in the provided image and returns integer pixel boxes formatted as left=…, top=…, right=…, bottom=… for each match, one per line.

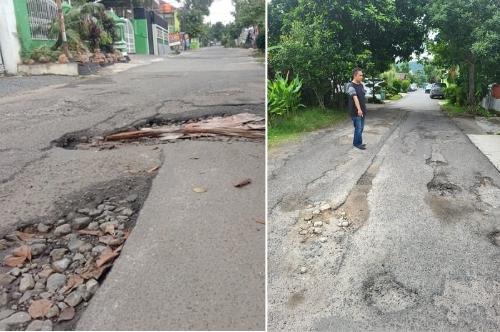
left=124, top=19, right=135, bottom=54
left=27, top=0, right=58, bottom=40
left=152, top=24, right=169, bottom=56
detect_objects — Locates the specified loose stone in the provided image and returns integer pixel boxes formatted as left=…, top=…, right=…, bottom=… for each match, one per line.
left=25, top=319, right=53, bottom=331
left=54, top=224, right=71, bottom=236
left=72, top=217, right=91, bottom=230
left=52, top=258, right=71, bottom=273
left=46, top=273, right=66, bottom=292
left=37, top=224, right=50, bottom=233
left=64, top=291, right=83, bottom=307
left=19, top=274, right=35, bottom=292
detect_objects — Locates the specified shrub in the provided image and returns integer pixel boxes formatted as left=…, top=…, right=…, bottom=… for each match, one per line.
left=392, top=80, right=402, bottom=93
left=30, top=45, right=61, bottom=62
left=445, top=85, right=467, bottom=106
left=401, top=79, right=410, bottom=92
left=268, top=73, right=304, bottom=123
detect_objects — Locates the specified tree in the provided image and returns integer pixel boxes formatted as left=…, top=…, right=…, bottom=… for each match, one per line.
left=233, top=0, right=265, bottom=48
left=269, top=0, right=430, bottom=107
left=427, top=0, right=500, bottom=109
left=233, top=0, right=265, bottom=29
left=180, top=0, right=213, bottom=37
left=210, top=22, right=225, bottom=41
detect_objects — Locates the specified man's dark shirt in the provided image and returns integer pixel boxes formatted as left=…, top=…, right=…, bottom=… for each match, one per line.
left=347, top=82, right=367, bottom=117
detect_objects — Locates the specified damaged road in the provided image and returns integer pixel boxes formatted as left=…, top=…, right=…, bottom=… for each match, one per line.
left=268, top=90, right=500, bottom=331
left=0, top=47, right=264, bottom=330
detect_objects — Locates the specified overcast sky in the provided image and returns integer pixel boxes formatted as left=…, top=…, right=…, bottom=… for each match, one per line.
left=205, top=0, right=235, bottom=24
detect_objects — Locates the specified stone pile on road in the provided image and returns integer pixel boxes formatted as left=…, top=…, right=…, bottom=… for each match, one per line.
left=0, top=195, right=138, bottom=330
left=297, top=201, right=333, bottom=240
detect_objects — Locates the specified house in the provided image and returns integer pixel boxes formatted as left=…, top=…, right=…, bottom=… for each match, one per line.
left=481, top=83, right=500, bottom=112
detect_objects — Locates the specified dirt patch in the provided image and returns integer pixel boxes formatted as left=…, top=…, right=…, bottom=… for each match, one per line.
left=341, top=158, right=381, bottom=228
left=0, top=174, right=155, bottom=331
left=424, top=194, right=476, bottom=223
left=363, top=272, right=419, bottom=314
left=286, top=290, right=306, bottom=308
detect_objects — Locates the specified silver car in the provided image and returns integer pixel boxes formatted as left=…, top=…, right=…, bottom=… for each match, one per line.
left=430, top=83, right=447, bottom=99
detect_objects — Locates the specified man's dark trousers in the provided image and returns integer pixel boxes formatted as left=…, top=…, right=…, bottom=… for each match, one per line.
left=352, top=116, right=364, bottom=147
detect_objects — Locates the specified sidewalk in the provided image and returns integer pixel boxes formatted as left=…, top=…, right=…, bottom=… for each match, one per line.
left=467, top=134, right=500, bottom=171
left=76, top=140, right=265, bottom=331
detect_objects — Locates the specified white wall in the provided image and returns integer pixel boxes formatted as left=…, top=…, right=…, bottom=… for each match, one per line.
left=0, top=0, right=21, bottom=74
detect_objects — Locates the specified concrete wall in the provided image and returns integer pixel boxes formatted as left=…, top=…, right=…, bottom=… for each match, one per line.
left=0, top=0, right=22, bottom=74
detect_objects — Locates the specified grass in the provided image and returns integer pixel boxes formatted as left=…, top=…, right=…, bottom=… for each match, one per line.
left=268, top=107, right=348, bottom=148
left=441, top=101, right=468, bottom=117
left=441, top=100, right=492, bottom=117
left=389, top=94, right=402, bottom=101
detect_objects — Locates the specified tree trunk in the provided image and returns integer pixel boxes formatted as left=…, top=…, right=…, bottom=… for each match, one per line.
left=313, top=88, right=325, bottom=109
left=467, top=57, right=476, bottom=109
left=55, top=0, right=70, bottom=58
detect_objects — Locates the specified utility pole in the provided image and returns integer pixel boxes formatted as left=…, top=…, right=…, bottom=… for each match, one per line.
left=55, top=0, right=70, bottom=59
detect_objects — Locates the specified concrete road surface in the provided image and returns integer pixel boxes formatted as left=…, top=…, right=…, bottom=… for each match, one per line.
left=0, top=47, right=265, bottom=330
left=268, top=89, right=500, bottom=331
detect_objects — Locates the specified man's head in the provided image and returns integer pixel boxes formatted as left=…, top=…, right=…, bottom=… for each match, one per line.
left=352, top=68, right=363, bottom=83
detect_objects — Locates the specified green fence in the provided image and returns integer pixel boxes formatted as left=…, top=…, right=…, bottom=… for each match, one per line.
left=14, top=0, right=59, bottom=58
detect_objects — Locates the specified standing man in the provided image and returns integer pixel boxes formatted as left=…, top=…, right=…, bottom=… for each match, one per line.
left=347, top=68, right=367, bottom=150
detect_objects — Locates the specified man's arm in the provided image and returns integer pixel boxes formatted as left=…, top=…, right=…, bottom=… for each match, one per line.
left=353, top=95, right=363, bottom=117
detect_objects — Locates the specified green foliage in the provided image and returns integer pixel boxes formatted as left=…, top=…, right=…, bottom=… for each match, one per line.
left=401, top=80, right=410, bottom=92
left=268, top=74, right=304, bottom=122
left=392, top=80, right=402, bottom=93
left=50, top=3, right=117, bottom=53
left=427, top=0, right=500, bottom=107
left=269, top=0, right=430, bottom=107
left=445, top=84, right=467, bottom=106
left=180, top=0, right=213, bottom=37
left=30, top=45, right=61, bottom=62
left=233, top=0, right=265, bottom=29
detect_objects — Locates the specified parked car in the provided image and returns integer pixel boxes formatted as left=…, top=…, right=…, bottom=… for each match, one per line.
left=430, top=83, right=447, bottom=99
left=425, top=83, right=433, bottom=94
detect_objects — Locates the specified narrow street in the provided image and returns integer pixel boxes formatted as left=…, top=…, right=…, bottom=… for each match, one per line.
left=0, top=47, right=265, bottom=330
left=268, top=90, right=500, bottom=331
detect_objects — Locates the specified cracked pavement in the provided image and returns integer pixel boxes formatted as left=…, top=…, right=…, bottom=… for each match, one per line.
left=268, top=90, right=500, bottom=331
left=0, top=47, right=265, bottom=330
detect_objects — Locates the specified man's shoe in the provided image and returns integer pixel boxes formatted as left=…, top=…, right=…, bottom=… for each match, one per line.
left=354, top=145, right=366, bottom=150
left=360, top=144, right=366, bottom=148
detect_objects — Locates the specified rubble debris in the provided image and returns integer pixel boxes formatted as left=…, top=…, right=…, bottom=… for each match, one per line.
left=0, top=192, right=142, bottom=330
left=193, top=187, right=207, bottom=193
left=104, top=113, right=265, bottom=142
left=234, top=178, right=252, bottom=188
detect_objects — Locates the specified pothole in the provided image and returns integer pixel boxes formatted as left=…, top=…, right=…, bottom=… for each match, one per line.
left=487, top=231, right=500, bottom=247
left=295, top=158, right=381, bottom=244
left=363, top=272, right=419, bottom=314
left=427, top=171, right=462, bottom=196
left=471, top=176, right=500, bottom=208
left=0, top=175, right=154, bottom=331
left=52, top=112, right=264, bottom=150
